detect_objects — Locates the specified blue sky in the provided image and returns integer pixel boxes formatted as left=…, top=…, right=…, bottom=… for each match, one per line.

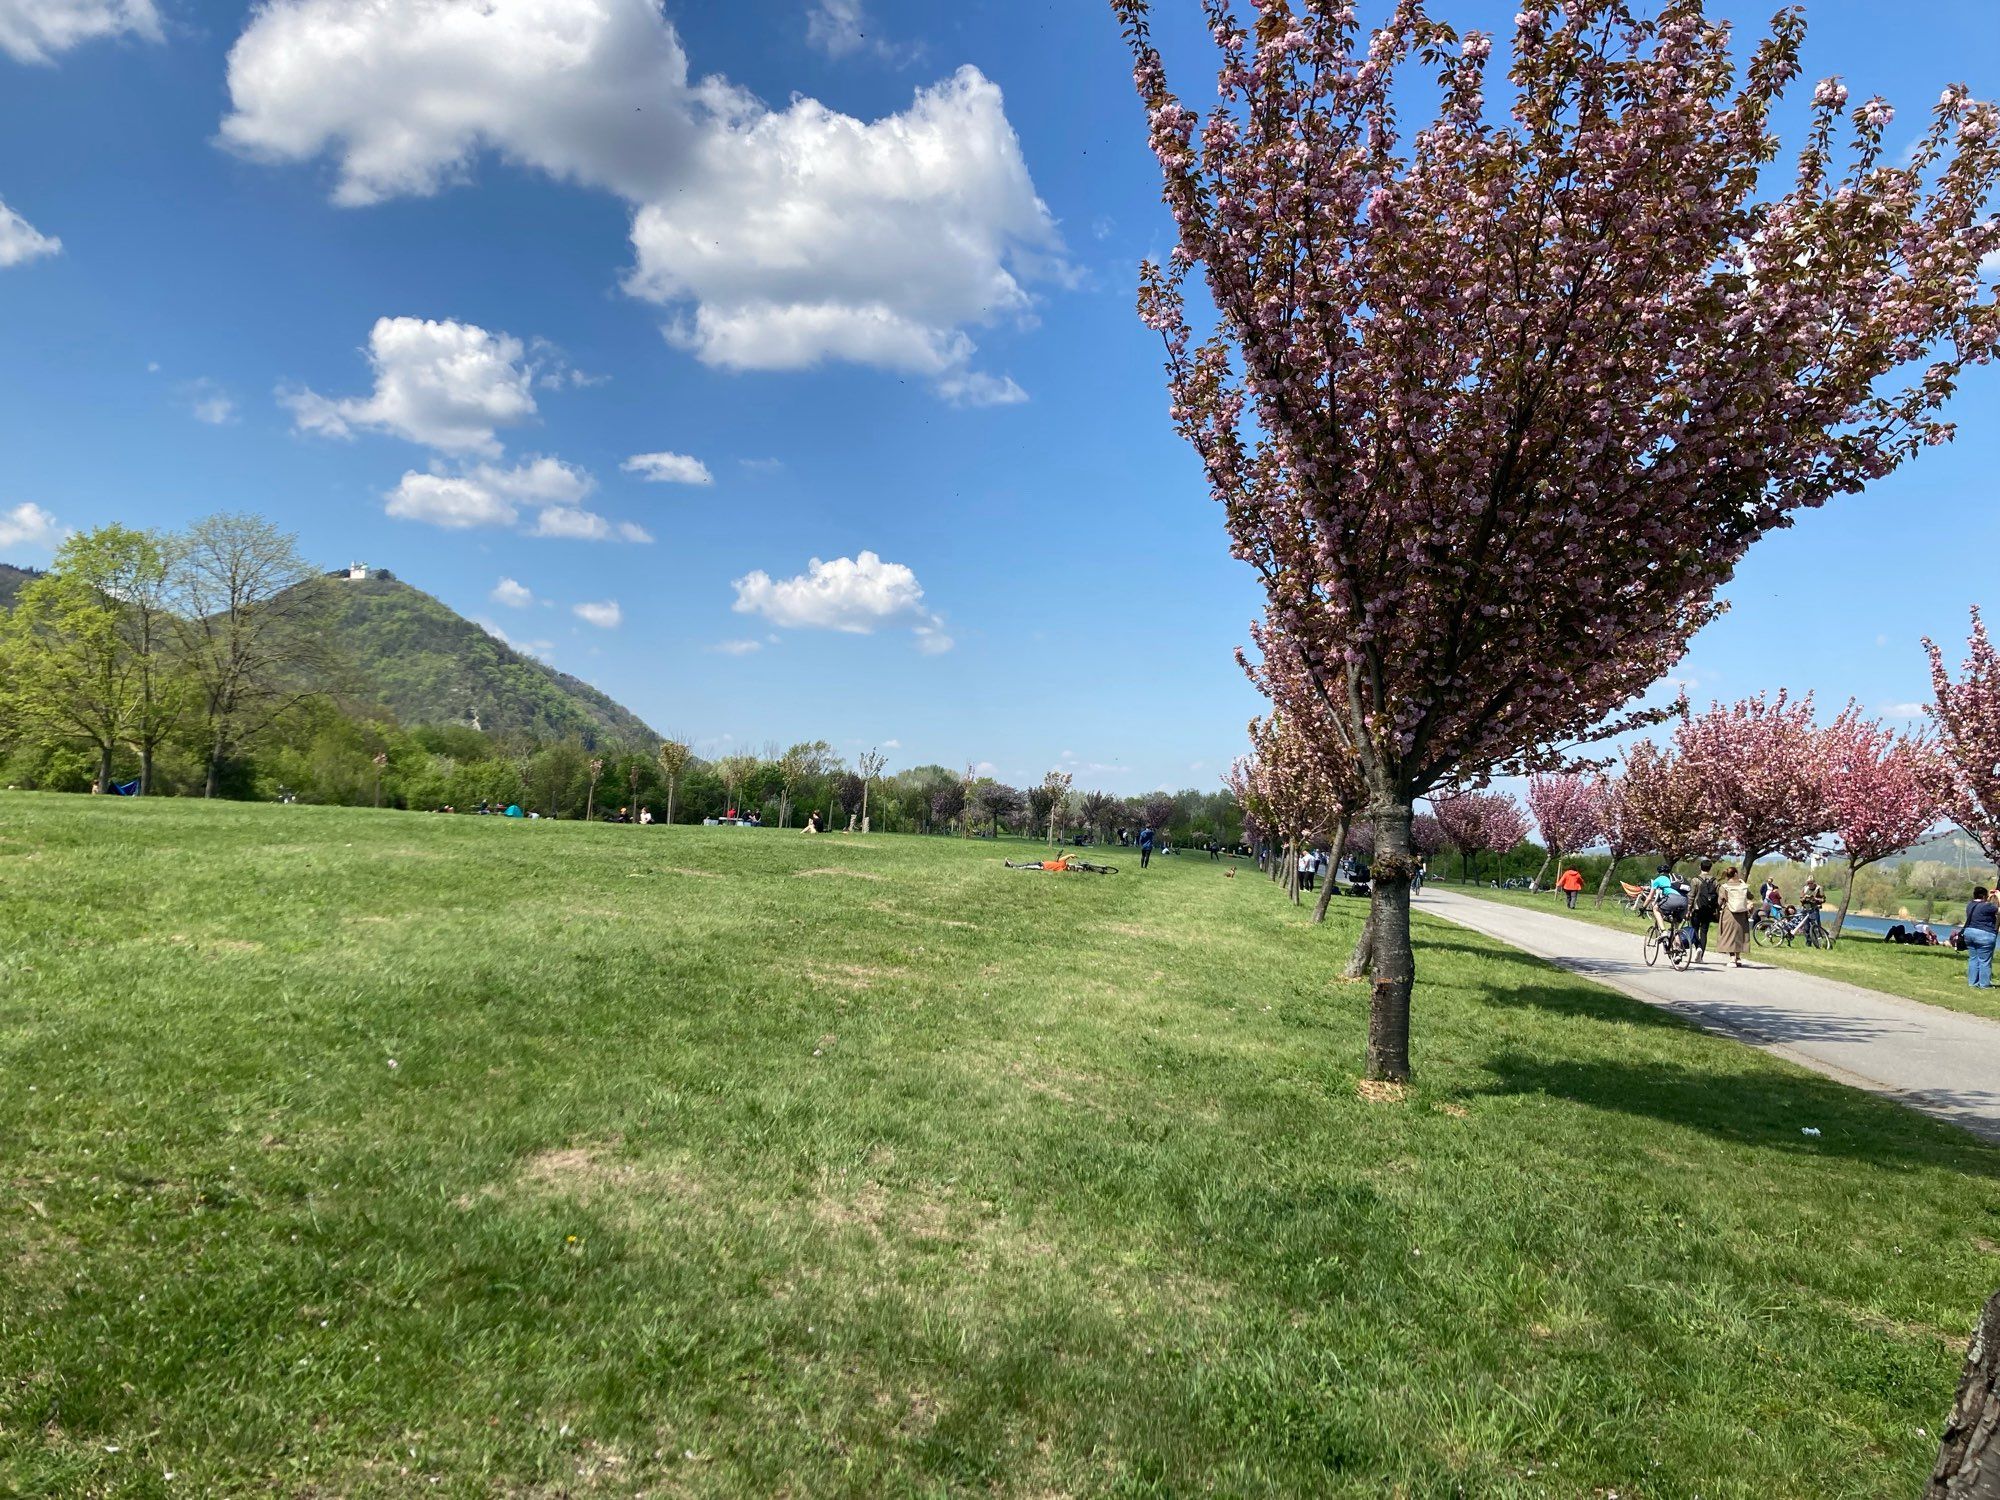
left=1, top=0, right=1995, bottom=795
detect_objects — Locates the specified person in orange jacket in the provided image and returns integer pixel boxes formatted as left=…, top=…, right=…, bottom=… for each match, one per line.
left=1556, top=865, right=1586, bottom=909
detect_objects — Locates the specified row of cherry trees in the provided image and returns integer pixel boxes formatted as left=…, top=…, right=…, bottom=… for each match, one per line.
left=1242, top=633, right=2000, bottom=946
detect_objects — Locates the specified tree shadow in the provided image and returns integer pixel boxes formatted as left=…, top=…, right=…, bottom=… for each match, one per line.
left=1415, top=937, right=1691, bottom=1031
left=1477, top=1050, right=2000, bottom=1177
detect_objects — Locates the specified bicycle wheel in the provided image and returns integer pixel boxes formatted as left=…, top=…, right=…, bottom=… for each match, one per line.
left=1751, top=917, right=1774, bottom=947
left=1643, top=930, right=1662, bottom=967
left=1670, top=935, right=1696, bottom=971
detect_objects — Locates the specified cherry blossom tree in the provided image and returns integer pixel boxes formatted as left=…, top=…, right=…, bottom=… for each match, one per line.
left=1114, top=0, right=2000, bottom=1082
left=1410, top=814, right=1445, bottom=863
left=1675, top=691, right=1831, bottom=881
left=1821, top=707, right=1944, bottom=942
left=1924, top=609, right=2000, bottom=863
left=1620, top=739, right=1715, bottom=871
left=1592, top=775, right=1643, bottom=907
left=1525, top=772, right=1609, bottom=890
left=1245, top=619, right=1368, bottom=922
left=1431, top=791, right=1527, bottom=884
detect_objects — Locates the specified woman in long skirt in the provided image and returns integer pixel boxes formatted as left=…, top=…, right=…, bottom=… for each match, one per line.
left=1715, top=865, right=1752, bottom=967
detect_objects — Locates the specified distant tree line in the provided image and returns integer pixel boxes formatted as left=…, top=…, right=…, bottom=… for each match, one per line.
left=2, top=519, right=1244, bottom=839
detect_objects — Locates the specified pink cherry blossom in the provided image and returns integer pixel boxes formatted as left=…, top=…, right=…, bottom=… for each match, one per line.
left=1820, top=706, right=1944, bottom=941
left=1924, top=609, right=2000, bottom=862
left=1113, top=0, right=2000, bottom=1080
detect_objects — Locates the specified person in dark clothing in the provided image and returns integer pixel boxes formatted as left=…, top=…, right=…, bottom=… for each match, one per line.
left=1964, top=886, right=1998, bottom=988
left=1138, top=825, right=1155, bottom=869
left=1688, top=858, right=1721, bottom=962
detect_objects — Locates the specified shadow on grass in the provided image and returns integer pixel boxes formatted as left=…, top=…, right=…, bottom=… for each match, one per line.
left=1478, top=1051, right=2000, bottom=1177
left=1415, top=937, right=1690, bottom=1031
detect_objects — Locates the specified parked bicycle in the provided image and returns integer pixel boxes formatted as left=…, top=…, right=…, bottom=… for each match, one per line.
left=1750, top=906, right=1830, bottom=950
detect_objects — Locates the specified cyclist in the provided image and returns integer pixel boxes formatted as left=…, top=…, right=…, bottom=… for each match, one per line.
left=1649, top=864, right=1691, bottom=942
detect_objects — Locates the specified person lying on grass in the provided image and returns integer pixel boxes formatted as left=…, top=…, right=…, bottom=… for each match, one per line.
left=1006, top=856, right=1077, bottom=872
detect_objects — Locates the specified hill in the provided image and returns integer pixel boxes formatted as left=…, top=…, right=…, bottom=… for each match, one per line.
left=320, top=574, right=659, bottom=746
left=0, top=562, right=42, bottom=609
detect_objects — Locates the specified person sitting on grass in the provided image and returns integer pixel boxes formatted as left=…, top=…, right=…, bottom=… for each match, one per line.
left=804, top=809, right=823, bottom=834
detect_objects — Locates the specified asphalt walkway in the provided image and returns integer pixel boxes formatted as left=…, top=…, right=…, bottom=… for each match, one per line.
left=1418, top=886, right=2000, bottom=1143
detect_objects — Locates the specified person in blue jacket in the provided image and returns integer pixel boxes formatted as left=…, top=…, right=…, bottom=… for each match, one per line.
left=1138, top=824, right=1155, bottom=870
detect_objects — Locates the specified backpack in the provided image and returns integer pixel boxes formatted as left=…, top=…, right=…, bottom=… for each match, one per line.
left=1691, top=876, right=1720, bottom=919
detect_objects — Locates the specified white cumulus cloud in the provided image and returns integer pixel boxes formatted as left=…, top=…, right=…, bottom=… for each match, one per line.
left=385, top=473, right=518, bottom=530
left=711, top=638, right=762, bottom=655
left=733, top=549, right=949, bottom=651
left=491, top=577, right=534, bottom=608
left=0, top=0, right=159, bottom=65
left=0, top=199, right=61, bottom=268
left=622, top=451, right=712, bottom=485
left=220, top=0, right=1057, bottom=402
left=0, top=501, right=68, bottom=550
left=574, top=599, right=622, bottom=629
left=284, top=316, right=537, bottom=455
left=472, top=455, right=593, bottom=505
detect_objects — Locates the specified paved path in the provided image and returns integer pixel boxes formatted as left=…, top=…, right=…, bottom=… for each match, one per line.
left=1417, top=886, right=2000, bottom=1144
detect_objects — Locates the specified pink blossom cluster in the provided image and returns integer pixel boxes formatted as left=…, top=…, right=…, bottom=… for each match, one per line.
left=1113, top=0, right=2000, bottom=814
left=1924, top=608, right=2000, bottom=861
left=1429, top=789, right=1528, bottom=862
left=1524, top=772, right=1609, bottom=862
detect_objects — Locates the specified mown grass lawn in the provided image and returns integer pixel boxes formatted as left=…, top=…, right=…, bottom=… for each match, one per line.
left=3, top=795, right=1998, bottom=1498
left=1447, top=881, right=2000, bottom=1026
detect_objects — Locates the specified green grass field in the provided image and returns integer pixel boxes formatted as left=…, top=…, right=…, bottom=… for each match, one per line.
left=1446, top=882, right=2000, bottom=1026
left=4, top=796, right=1999, bottom=1497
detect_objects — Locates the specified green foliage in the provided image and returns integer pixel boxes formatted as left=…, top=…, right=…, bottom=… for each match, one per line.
left=324, top=577, right=656, bottom=747
left=0, top=797, right=1994, bottom=1496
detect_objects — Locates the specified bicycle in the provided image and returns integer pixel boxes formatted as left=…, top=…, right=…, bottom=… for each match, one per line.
left=1643, top=916, right=1699, bottom=971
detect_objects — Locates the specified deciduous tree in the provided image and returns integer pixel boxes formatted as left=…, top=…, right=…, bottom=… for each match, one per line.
left=657, top=737, right=693, bottom=826
left=1114, top=0, right=2000, bottom=1082
left=1039, top=769, right=1075, bottom=847
left=1431, top=791, right=1527, bottom=884
left=1822, top=708, right=1944, bottom=942
left=857, top=747, right=889, bottom=832
left=1925, top=609, right=2000, bottom=863
left=172, top=513, right=336, bottom=798
left=1525, top=772, right=1609, bottom=890
left=1621, top=740, right=1715, bottom=870
left=1676, top=691, right=1831, bottom=882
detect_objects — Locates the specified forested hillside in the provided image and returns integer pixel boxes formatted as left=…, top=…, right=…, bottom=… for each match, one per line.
left=320, top=575, right=658, bottom=746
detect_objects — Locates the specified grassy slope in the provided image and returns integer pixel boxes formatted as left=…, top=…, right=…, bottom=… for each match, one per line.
left=1448, top=882, right=2000, bottom=1026
left=2, top=798, right=1997, bottom=1498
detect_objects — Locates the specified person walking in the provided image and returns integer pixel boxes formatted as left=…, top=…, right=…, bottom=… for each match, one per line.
left=1688, top=858, right=1721, bottom=962
left=1716, top=865, right=1753, bottom=967
left=1412, top=858, right=1427, bottom=894
left=1556, top=865, right=1585, bottom=909
left=1297, top=845, right=1316, bottom=892
left=1963, top=886, right=1998, bottom=988
left=1138, top=824, right=1155, bottom=870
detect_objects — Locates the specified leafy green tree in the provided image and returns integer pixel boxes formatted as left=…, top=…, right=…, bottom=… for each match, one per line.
left=657, top=737, right=693, bottom=826
left=4, top=533, right=135, bottom=791
left=171, top=514, right=336, bottom=797
left=776, top=739, right=836, bottom=828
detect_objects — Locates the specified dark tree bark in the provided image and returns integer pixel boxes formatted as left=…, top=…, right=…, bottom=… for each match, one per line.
left=1594, top=862, right=1619, bottom=908
left=1364, top=803, right=1415, bottom=1081
left=1344, top=906, right=1374, bottom=980
left=1312, top=818, right=1350, bottom=925
left=1928, top=1289, right=2000, bottom=1498
left=1829, top=855, right=1861, bottom=946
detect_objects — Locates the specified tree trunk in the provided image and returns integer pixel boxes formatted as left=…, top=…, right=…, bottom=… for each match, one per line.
left=1344, top=908, right=1374, bottom=979
left=1830, top=855, right=1860, bottom=946
left=666, top=780, right=677, bottom=828
left=1364, top=802, right=1416, bottom=1082
left=1312, top=819, right=1350, bottom=926
left=1741, top=849, right=1765, bottom=888
left=586, top=783, right=597, bottom=822
left=205, top=730, right=224, bottom=800
left=1595, top=860, right=1619, bottom=908
left=1533, top=850, right=1554, bottom=891
left=139, top=745, right=153, bottom=797
left=96, top=742, right=113, bottom=793
left=1926, top=1288, right=2000, bottom=1498
left=860, top=782, right=869, bottom=833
